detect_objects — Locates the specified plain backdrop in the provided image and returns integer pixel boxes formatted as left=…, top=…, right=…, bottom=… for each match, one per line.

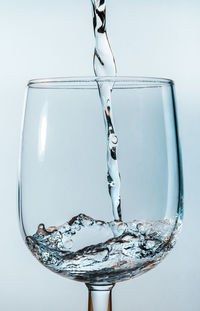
left=0, top=0, right=199, bottom=310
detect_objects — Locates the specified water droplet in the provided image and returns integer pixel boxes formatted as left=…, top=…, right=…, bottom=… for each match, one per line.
left=42, top=251, right=49, bottom=262
left=59, top=236, right=73, bottom=250
left=111, top=135, right=118, bottom=144
left=145, top=240, right=155, bottom=250
left=137, top=223, right=145, bottom=234
left=51, top=257, right=58, bottom=265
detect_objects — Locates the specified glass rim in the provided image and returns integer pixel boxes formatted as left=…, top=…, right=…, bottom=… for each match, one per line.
left=27, top=76, right=174, bottom=89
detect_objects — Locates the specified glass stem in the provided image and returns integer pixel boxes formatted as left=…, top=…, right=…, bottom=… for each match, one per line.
left=86, top=284, right=115, bottom=311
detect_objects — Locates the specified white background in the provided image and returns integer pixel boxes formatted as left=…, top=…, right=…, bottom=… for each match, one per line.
left=0, top=0, right=199, bottom=310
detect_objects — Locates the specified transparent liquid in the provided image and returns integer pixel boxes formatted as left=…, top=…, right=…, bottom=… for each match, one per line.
left=26, top=215, right=180, bottom=283
left=91, top=0, right=121, bottom=220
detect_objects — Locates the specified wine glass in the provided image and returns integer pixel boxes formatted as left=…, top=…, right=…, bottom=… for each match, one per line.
left=18, top=77, right=183, bottom=311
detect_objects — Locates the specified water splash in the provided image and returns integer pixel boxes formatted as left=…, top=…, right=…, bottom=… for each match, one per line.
left=26, top=214, right=180, bottom=283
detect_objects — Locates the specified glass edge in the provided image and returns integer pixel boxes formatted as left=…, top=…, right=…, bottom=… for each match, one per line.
left=27, top=76, right=174, bottom=89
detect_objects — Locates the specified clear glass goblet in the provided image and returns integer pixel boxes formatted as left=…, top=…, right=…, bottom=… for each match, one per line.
left=18, top=77, right=183, bottom=311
